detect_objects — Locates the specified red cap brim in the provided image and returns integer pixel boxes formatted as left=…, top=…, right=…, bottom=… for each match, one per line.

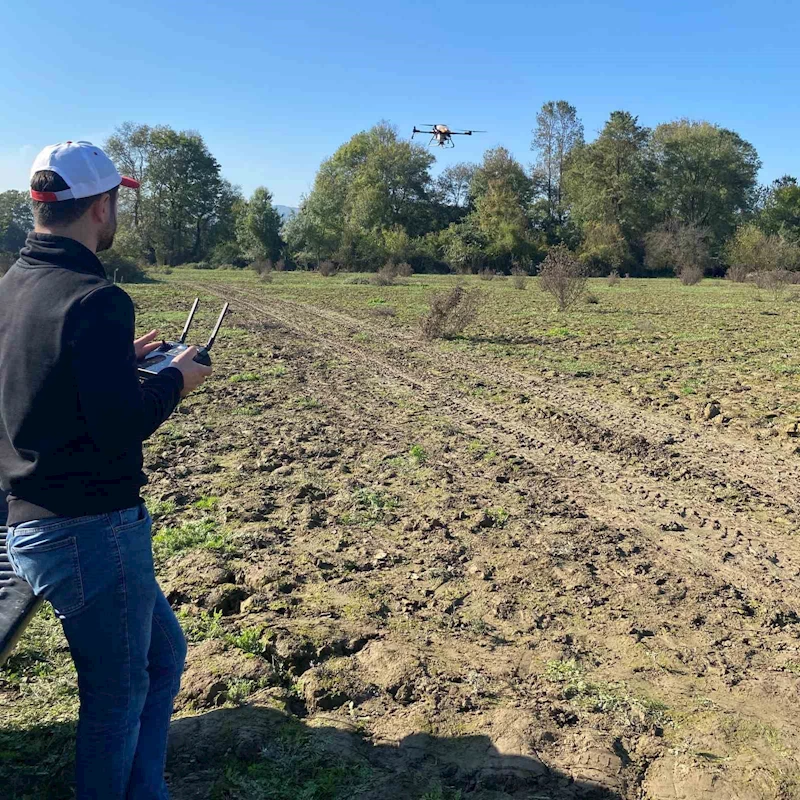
left=120, top=176, right=140, bottom=189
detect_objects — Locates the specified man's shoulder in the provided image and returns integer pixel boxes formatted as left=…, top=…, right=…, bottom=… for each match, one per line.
left=78, top=282, right=134, bottom=319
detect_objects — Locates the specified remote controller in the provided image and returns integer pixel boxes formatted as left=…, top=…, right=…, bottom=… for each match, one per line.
left=137, top=298, right=230, bottom=378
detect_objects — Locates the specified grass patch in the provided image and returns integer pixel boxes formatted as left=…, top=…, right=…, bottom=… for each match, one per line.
left=194, top=495, right=220, bottom=512
left=229, top=372, right=262, bottom=384
left=545, top=659, right=670, bottom=727
left=409, top=444, right=428, bottom=465
left=340, top=488, right=398, bottom=526
left=145, top=497, right=177, bottom=517
left=227, top=626, right=266, bottom=656
left=153, top=519, right=229, bottom=561
left=209, top=724, right=372, bottom=800
left=177, top=608, right=226, bottom=642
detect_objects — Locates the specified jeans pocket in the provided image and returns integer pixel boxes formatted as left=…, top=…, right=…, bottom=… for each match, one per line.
left=110, top=504, right=150, bottom=533
left=8, top=533, right=85, bottom=618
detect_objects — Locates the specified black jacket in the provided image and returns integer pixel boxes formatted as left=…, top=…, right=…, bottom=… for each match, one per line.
left=0, top=234, right=183, bottom=525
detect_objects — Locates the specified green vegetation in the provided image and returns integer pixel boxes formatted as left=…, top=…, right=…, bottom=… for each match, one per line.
left=409, top=444, right=428, bottom=465
left=230, top=372, right=262, bottom=383
left=209, top=725, right=371, bottom=800
left=545, top=659, right=670, bottom=726
left=152, top=519, right=229, bottom=561
left=7, top=104, right=796, bottom=283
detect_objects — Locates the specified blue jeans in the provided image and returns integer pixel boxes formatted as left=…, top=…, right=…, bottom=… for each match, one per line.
left=7, top=505, right=187, bottom=800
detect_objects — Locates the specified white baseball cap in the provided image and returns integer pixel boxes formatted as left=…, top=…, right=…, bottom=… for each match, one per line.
left=30, top=141, right=140, bottom=202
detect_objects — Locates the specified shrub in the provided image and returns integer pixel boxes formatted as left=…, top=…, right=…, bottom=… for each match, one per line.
left=539, top=245, right=587, bottom=311
left=678, top=265, right=704, bottom=286
left=726, top=264, right=750, bottom=283
left=371, top=264, right=396, bottom=286
left=725, top=224, right=800, bottom=277
left=99, top=249, right=146, bottom=283
left=421, top=286, right=481, bottom=339
left=370, top=305, right=397, bottom=318
left=274, top=258, right=287, bottom=272
left=478, top=268, right=495, bottom=281
left=753, top=270, right=789, bottom=298
left=395, top=261, right=413, bottom=277
left=586, top=293, right=600, bottom=304
left=606, top=270, right=621, bottom=286
left=645, top=220, right=711, bottom=279
left=511, top=268, right=527, bottom=290
left=251, top=259, right=273, bottom=281
left=318, top=260, right=337, bottom=277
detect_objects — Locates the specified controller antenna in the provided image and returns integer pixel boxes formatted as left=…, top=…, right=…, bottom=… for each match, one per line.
left=205, top=303, right=230, bottom=352
left=179, top=298, right=200, bottom=344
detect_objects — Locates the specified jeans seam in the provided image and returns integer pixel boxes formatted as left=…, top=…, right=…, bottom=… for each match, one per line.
left=70, top=537, right=85, bottom=616
left=109, top=525, right=132, bottom=723
left=153, top=609, right=182, bottom=693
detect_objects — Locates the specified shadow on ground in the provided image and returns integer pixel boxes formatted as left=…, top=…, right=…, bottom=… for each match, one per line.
left=166, top=705, right=626, bottom=800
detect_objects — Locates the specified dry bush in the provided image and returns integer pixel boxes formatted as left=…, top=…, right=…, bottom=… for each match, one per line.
left=726, top=264, right=750, bottom=282
left=370, top=305, right=397, bottom=318
left=274, top=258, right=287, bottom=272
left=421, top=286, right=481, bottom=340
left=606, top=270, right=620, bottom=286
left=539, top=245, right=587, bottom=311
left=753, top=270, right=789, bottom=298
left=395, top=262, right=413, bottom=277
left=586, top=293, right=600, bottom=305
left=511, top=268, right=527, bottom=290
left=645, top=219, right=711, bottom=280
left=678, top=265, right=704, bottom=286
left=371, top=264, right=396, bottom=286
left=250, top=259, right=273, bottom=281
left=318, top=260, right=337, bottom=277
left=478, top=268, right=496, bottom=281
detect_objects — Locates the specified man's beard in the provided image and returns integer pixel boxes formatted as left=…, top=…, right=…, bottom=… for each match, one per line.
left=96, top=217, right=117, bottom=253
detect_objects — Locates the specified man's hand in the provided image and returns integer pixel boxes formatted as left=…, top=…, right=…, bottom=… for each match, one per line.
left=172, top=346, right=212, bottom=398
left=134, top=330, right=162, bottom=361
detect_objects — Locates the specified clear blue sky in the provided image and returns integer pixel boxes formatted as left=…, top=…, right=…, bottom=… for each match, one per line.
left=1, top=0, right=798, bottom=207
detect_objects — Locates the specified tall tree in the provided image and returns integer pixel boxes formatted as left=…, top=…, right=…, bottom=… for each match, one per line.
left=531, top=100, right=584, bottom=227
left=106, top=124, right=224, bottom=265
left=470, top=146, right=533, bottom=206
left=235, top=186, right=284, bottom=263
left=287, top=122, right=435, bottom=269
left=564, top=111, right=654, bottom=266
left=436, top=162, right=476, bottom=209
left=650, top=120, right=760, bottom=247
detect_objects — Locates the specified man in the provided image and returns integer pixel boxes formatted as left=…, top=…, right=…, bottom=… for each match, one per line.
left=0, top=141, right=211, bottom=799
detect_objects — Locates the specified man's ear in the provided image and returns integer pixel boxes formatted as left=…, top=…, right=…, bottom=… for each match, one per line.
left=90, top=193, right=111, bottom=224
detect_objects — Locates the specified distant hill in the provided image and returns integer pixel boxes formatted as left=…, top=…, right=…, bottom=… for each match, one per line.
left=275, top=205, right=297, bottom=221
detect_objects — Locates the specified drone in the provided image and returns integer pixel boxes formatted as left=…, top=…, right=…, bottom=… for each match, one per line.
left=412, top=124, right=485, bottom=148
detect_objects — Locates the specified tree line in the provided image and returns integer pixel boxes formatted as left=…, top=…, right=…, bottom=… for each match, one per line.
left=1, top=106, right=799, bottom=279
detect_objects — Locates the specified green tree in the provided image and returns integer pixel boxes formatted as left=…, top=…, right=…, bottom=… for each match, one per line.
left=0, top=190, right=33, bottom=254
left=288, top=122, right=435, bottom=269
left=531, top=100, right=584, bottom=229
left=650, top=120, right=760, bottom=247
left=470, top=146, right=533, bottom=206
left=105, top=123, right=224, bottom=265
left=235, top=186, right=283, bottom=263
left=564, top=111, right=654, bottom=268
left=760, top=176, right=800, bottom=243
